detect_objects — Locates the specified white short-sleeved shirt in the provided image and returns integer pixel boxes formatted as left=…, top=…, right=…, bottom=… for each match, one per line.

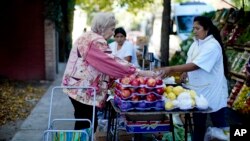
left=186, top=35, right=228, bottom=112
left=109, top=40, right=140, bottom=68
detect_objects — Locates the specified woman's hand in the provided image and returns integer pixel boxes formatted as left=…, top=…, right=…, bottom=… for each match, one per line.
left=138, top=70, right=164, bottom=78
left=154, top=67, right=171, bottom=78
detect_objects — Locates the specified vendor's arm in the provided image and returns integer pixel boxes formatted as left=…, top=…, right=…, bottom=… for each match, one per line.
left=161, top=63, right=199, bottom=76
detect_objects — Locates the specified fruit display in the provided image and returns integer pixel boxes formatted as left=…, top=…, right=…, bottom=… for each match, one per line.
left=225, top=49, right=239, bottom=69
left=113, top=75, right=209, bottom=112
left=231, top=51, right=250, bottom=74
left=227, top=81, right=244, bottom=108
left=114, top=75, right=165, bottom=111
left=232, top=84, right=250, bottom=114
left=235, top=24, right=250, bottom=45
left=163, top=85, right=208, bottom=110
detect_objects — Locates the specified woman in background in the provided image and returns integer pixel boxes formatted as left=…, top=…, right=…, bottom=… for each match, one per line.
left=109, top=27, right=140, bottom=68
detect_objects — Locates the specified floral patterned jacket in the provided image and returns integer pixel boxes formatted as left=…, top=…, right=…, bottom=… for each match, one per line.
left=62, top=31, right=136, bottom=107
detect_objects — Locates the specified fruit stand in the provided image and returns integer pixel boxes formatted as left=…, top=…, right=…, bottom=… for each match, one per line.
left=106, top=99, right=212, bottom=141
left=106, top=75, right=211, bottom=141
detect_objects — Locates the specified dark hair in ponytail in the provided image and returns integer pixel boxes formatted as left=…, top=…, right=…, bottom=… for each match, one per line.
left=194, top=16, right=229, bottom=79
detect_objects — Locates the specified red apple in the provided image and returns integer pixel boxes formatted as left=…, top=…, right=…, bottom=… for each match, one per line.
left=144, top=77, right=150, bottom=83
left=130, top=79, right=140, bottom=86
left=146, top=93, right=157, bottom=102
left=121, top=89, right=132, bottom=98
left=115, top=83, right=123, bottom=90
left=156, top=79, right=163, bottom=85
left=120, top=76, right=131, bottom=85
left=129, top=87, right=136, bottom=93
left=155, top=87, right=164, bottom=95
left=136, top=76, right=146, bottom=85
left=146, top=78, right=156, bottom=87
left=131, top=95, right=140, bottom=101
left=137, top=87, right=148, bottom=95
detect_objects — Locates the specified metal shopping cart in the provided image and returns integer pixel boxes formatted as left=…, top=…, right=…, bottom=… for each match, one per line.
left=43, top=86, right=96, bottom=141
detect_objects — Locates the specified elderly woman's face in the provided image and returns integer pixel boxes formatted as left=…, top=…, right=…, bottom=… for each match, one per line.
left=193, top=21, right=208, bottom=40
left=103, top=25, right=116, bottom=40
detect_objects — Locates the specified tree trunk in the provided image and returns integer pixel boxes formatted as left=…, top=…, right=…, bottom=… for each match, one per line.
left=160, top=0, right=171, bottom=67
left=59, top=0, right=75, bottom=62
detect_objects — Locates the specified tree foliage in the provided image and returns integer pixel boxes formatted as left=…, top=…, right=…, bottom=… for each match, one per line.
left=231, top=0, right=250, bottom=10
left=75, top=0, right=173, bottom=65
left=76, top=0, right=154, bottom=13
left=44, top=0, right=76, bottom=61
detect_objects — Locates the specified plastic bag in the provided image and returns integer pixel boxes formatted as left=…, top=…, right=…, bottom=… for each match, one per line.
left=195, top=95, right=209, bottom=110
left=204, top=127, right=229, bottom=141
left=162, top=124, right=185, bottom=141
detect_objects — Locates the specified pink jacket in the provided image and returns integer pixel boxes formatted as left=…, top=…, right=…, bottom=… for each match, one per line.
left=62, top=31, right=136, bottom=107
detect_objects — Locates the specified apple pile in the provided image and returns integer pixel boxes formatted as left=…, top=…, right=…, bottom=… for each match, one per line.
left=113, top=75, right=165, bottom=111
left=116, top=75, right=165, bottom=97
left=119, top=75, right=163, bottom=87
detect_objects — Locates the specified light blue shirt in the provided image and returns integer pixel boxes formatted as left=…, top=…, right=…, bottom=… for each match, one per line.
left=109, top=40, right=140, bottom=68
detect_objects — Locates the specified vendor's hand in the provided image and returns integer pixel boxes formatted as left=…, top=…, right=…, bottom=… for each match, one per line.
left=164, top=67, right=171, bottom=76
left=180, top=72, right=188, bottom=83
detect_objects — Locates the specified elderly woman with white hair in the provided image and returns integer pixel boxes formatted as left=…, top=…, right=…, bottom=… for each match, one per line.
left=62, top=12, right=161, bottom=132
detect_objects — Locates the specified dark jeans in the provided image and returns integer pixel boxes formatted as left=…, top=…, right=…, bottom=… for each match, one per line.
left=69, top=97, right=98, bottom=132
left=193, top=107, right=228, bottom=141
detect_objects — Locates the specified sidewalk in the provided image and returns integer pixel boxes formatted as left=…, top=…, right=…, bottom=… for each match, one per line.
left=11, top=63, right=75, bottom=141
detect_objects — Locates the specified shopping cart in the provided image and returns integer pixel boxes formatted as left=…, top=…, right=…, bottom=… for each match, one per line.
left=43, top=86, right=96, bottom=141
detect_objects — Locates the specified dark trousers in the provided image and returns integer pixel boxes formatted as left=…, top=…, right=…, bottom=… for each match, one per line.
left=69, top=97, right=98, bottom=132
left=193, top=107, right=228, bottom=141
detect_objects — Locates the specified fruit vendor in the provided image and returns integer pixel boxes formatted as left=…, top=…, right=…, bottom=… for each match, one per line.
left=156, top=16, right=229, bottom=141
left=61, top=12, right=162, bottom=132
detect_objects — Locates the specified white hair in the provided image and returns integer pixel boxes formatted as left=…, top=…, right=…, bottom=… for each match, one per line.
left=91, top=12, right=116, bottom=35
